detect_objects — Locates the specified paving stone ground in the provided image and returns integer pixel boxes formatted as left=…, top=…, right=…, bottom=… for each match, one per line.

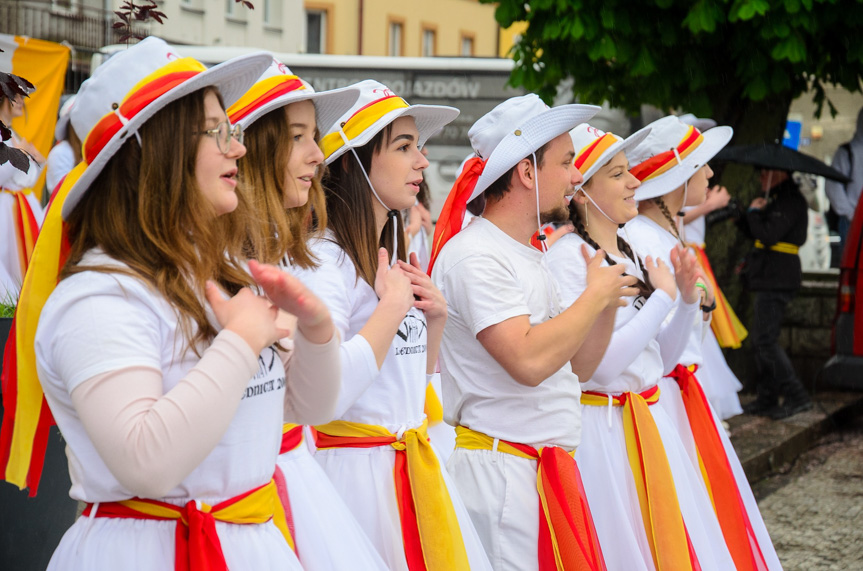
left=754, top=415, right=863, bottom=570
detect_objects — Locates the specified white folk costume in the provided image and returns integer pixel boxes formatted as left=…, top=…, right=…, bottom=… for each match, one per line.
left=228, top=60, right=388, bottom=571
left=0, top=128, right=43, bottom=298
left=295, top=81, right=490, bottom=570
left=626, top=116, right=782, bottom=570
left=682, top=206, right=745, bottom=419
left=430, top=95, right=608, bottom=571
left=0, top=38, right=335, bottom=570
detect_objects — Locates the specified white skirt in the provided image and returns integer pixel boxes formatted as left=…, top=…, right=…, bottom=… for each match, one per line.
left=315, top=439, right=493, bottom=571
left=47, top=511, right=301, bottom=570
left=427, top=375, right=457, bottom=465
left=699, top=330, right=744, bottom=419
left=276, top=433, right=388, bottom=571
left=656, top=378, right=783, bottom=570
left=576, top=395, right=736, bottom=571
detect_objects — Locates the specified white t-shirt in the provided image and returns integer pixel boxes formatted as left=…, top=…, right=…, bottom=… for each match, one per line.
left=46, top=140, right=76, bottom=195
left=35, top=250, right=285, bottom=504
left=547, top=233, right=675, bottom=393
left=431, top=218, right=581, bottom=450
left=291, top=235, right=429, bottom=431
left=625, top=215, right=705, bottom=367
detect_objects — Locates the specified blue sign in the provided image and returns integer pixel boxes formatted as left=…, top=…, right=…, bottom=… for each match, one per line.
left=783, top=119, right=802, bottom=150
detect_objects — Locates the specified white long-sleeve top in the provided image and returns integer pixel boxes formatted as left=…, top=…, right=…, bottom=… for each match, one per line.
left=547, top=233, right=698, bottom=393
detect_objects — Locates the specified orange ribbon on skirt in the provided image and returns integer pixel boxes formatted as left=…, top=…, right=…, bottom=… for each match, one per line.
left=80, top=479, right=294, bottom=571
left=667, top=365, right=769, bottom=571
left=581, top=386, right=700, bottom=571
left=454, top=426, right=606, bottom=571
left=313, top=419, right=469, bottom=571
left=689, top=243, right=748, bottom=348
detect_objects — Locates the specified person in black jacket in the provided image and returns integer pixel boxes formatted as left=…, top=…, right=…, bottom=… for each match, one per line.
left=741, top=169, right=813, bottom=419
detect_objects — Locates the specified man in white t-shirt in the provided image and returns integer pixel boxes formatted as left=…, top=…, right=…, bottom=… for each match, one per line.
left=431, top=94, right=638, bottom=570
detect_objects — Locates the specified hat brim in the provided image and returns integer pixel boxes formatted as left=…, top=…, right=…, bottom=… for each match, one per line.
left=633, top=126, right=732, bottom=202
left=61, top=52, right=272, bottom=219
left=581, top=125, right=651, bottom=184
left=324, top=103, right=459, bottom=166
left=236, top=84, right=360, bottom=137
left=470, top=104, right=600, bottom=203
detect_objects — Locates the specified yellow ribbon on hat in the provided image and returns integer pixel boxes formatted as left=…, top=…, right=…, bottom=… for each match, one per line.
left=320, top=95, right=409, bottom=160
left=574, top=133, right=618, bottom=175
left=226, top=74, right=306, bottom=124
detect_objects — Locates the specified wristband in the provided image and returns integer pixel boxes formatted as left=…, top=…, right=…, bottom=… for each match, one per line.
left=701, top=298, right=717, bottom=313
left=694, top=282, right=709, bottom=294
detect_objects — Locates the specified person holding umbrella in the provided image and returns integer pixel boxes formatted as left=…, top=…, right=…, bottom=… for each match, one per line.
left=740, top=167, right=813, bottom=419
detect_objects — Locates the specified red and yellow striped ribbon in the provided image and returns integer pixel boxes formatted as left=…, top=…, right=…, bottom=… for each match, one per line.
left=313, top=418, right=469, bottom=571
left=83, top=58, right=207, bottom=164
left=581, top=386, right=699, bottom=571
left=320, top=95, right=409, bottom=160
left=227, top=74, right=306, bottom=124
left=454, top=426, right=607, bottom=571
left=2, top=189, right=40, bottom=277
left=667, top=365, right=768, bottom=571
left=80, top=479, right=293, bottom=570
left=1, top=57, right=211, bottom=495
left=689, top=244, right=747, bottom=348
left=574, top=133, right=618, bottom=174
left=630, top=126, right=703, bottom=182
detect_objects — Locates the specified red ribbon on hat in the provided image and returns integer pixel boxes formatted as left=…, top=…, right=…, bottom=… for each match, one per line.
left=427, top=156, right=486, bottom=276
left=629, top=126, right=703, bottom=182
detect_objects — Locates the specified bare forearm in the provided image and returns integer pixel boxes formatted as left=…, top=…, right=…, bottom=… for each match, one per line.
left=570, top=306, right=616, bottom=380
left=426, top=316, right=445, bottom=374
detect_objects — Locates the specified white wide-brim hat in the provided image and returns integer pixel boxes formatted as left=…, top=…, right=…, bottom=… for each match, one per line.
left=570, top=123, right=651, bottom=185
left=321, top=79, right=459, bottom=166
left=628, top=115, right=733, bottom=202
left=469, top=94, right=600, bottom=202
left=54, top=95, right=76, bottom=141
left=227, top=58, right=359, bottom=135
left=62, top=37, right=271, bottom=219
left=678, top=113, right=717, bottom=132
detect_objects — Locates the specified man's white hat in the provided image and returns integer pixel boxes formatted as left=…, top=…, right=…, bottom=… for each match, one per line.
left=468, top=94, right=600, bottom=202
left=629, top=115, right=732, bottom=202
left=54, top=95, right=76, bottom=141
left=227, top=59, right=359, bottom=134
left=678, top=113, right=717, bottom=132
left=63, top=36, right=270, bottom=219
left=570, top=123, right=651, bottom=185
left=321, top=79, right=459, bottom=166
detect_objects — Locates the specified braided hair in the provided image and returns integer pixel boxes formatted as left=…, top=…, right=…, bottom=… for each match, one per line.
left=652, top=197, right=685, bottom=245
left=567, top=199, right=655, bottom=299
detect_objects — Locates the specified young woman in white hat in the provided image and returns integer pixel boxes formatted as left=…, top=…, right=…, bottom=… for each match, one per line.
left=546, top=123, right=737, bottom=571
left=625, top=116, right=781, bottom=570
left=289, top=80, right=492, bottom=570
left=227, top=60, right=388, bottom=570
left=10, top=37, right=341, bottom=570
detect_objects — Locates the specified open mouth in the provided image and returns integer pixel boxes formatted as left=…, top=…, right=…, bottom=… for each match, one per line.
left=221, top=168, right=238, bottom=185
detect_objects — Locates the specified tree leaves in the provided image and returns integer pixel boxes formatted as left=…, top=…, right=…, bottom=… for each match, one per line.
left=112, top=1, right=255, bottom=43
left=0, top=121, right=31, bottom=173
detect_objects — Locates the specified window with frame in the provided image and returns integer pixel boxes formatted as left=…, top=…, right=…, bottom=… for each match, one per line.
left=422, top=28, right=436, bottom=57
left=461, top=35, right=474, bottom=56
left=306, top=9, right=327, bottom=54
left=51, top=0, right=80, bottom=13
left=389, top=21, right=404, bottom=57
left=263, top=0, right=282, bottom=25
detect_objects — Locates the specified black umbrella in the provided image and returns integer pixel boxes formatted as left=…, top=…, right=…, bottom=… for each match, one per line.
left=714, top=143, right=850, bottom=183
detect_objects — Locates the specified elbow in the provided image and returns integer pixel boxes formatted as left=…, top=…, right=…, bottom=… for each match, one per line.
left=507, top=359, right=551, bottom=387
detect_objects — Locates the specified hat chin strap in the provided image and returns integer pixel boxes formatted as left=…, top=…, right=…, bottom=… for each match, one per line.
left=345, top=142, right=400, bottom=268
left=672, top=147, right=687, bottom=244
left=114, top=106, right=142, bottom=147
left=531, top=151, right=562, bottom=317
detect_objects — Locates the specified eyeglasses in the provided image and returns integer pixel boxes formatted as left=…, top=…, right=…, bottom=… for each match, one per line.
left=198, top=121, right=244, bottom=154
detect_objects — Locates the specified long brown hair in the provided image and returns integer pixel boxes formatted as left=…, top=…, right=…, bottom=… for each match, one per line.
left=568, top=184, right=654, bottom=299
left=61, top=87, right=254, bottom=354
left=321, top=124, right=406, bottom=287
left=240, top=105, right=327, bottom=268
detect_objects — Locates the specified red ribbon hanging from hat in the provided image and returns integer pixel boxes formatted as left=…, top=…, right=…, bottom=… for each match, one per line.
left=427, top=157, right=486, bottom=276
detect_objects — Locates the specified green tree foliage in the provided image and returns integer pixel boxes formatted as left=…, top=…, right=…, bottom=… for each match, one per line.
left=488, top=0, right=863, bottom=140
